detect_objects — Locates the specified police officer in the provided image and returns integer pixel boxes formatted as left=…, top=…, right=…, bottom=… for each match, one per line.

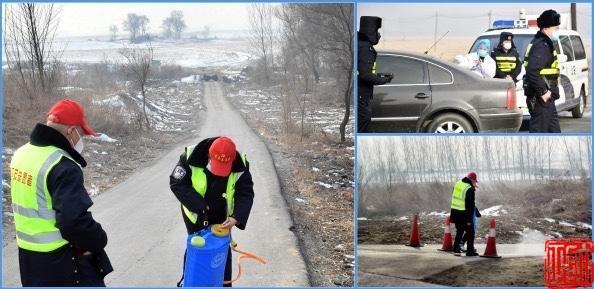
left=492, top=32, right=522, bottom=83
left=450, top=172, right=478, bottom=257
left=10, top=99, right=112, bottom=286
left=358, top=16, right=393, bottom=133
left=170, top=136, right=254, bottom=287
left=523, top=10, right=562, bottom=133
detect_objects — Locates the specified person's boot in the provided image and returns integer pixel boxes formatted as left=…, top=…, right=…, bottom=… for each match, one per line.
left=466, top=249, right=479, bottom=257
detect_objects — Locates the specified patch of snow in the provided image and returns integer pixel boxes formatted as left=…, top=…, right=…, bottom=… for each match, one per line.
left=88, top=184, right=100, bottom=197
left=4, top=148, right=14, bottom=155
left=316, top=181, right=333, bottom=189
left=549, top=231, right=563, bottom=238
left=357, top=217, right=368, bottom=221
left=312, top=167, right=320, bottom=172
left=295, top=198, right=306, bottom=203
left=397, top=216, right=408, bottom=221
left=425, top=211, right=448, bottom=217
left=91, top=133, right=118, bottom=143
left=482, top=205, right=506, bottom=217
left=544, top=218, right=556, bottom=223
left=559, top=221, right=576, bottom=227
left=334, top=244, right=345, bottom=251
left=576, top=222, right=592, bottom=229
left=93, top=95, right=125, bottom=108
left=181, top=75, right=200, bottom=83
left=3, top=179, right=10, bottom=190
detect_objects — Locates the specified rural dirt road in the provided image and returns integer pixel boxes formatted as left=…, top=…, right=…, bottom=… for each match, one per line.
left=3, top=82, right=309, bottom=287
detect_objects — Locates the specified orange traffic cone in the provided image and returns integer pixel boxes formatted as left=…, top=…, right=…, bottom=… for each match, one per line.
left=406, top=213, right=423, bottom=247
left=438, top=216, right=453, bottom=251
left=481, top=218, right=502, bottom=258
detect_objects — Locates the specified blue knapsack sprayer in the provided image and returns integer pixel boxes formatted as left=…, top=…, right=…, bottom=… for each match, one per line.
left=180, top=224, right=267, bottom=287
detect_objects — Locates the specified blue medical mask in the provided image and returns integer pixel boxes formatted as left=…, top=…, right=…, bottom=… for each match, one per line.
left=551, top=31, right=560, bottom=41
left=478, top=49, right=489, bottom=58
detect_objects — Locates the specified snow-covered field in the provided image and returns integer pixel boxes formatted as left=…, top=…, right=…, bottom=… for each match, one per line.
left=4, top=38, right=252, bottom=69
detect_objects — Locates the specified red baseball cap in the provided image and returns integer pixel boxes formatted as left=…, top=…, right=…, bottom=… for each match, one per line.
left=467, top=172, right=478, bottom=183
left=47, top=99, right=96, bottom=136
left=208, top=137, right=237, bottom=177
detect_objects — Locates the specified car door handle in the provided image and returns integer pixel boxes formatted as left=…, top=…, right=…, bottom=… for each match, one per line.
left=414, top=93, right=430, bottom=99
left=582, top=67, right=589, bottom=72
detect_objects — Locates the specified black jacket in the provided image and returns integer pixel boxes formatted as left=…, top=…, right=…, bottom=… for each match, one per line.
left=18, top=123, right=112, bottom=286
left=492, top=37, right=522, bottom=83
left=358, top=18, right=390, bottom=101
left=170, top=137, right=254, bottom=234
left=450, top=177, right=476, bottom=224
left=524, top=30, right=560, bottom=99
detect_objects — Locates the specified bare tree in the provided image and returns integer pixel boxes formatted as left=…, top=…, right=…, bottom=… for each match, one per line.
left=4, top=3, right=62, bottom=99
left=248, top=4, right=276, bottom=84
left=119, top=43, right=154, bottom=128
left=109, top=24, right=118, bottom=41
left=293, top=4, right=354, bottom=142
left=162, top=10, right=186, bottom=39
left=123, top=13, right=150, bottom=43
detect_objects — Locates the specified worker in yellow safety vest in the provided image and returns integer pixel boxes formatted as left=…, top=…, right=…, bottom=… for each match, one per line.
left=170, top=136, right=254, bottom=287
left=10, top=99, right=112, bottom=286
left=450, top=172, right=479, bottom=257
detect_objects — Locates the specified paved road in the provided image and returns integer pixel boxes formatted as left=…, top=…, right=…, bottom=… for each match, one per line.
left=518, top=107, right=591, bottom=132
left=3, top=82, right=309, bottom=287
left=358, top=244, right=543, bottom=287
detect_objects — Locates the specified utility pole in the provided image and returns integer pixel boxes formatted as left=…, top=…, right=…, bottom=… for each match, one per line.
left=571, top=3, right=577, bottom=31
left=434, top=11, right=438, bottom=53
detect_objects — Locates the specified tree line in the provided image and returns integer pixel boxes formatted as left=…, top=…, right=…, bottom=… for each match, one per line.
left=358, top=136, right=592, bottom=190
left=248, top=4, right=354, bottom=142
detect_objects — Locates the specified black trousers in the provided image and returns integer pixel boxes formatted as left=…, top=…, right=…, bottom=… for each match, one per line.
left=528, top=96, right=561, bottom=133
left=454, top=222, right=474, bottom=253
left=358, top=95, right=371, bottom=133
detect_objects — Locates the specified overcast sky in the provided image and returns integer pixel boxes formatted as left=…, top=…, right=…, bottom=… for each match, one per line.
left=4, top=3, right=254, bottom=38
left=359, top=3, right=592, bottom=43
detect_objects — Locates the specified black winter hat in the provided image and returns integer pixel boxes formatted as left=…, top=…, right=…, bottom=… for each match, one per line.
left=537, top=9, right=561, bottom=29
left=359, top=16, right=382, bottom=45
left=500, top=31, right=514, bottom=42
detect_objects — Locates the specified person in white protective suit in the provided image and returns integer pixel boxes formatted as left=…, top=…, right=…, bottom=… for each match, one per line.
left=454, top=39, right=496, bottom=79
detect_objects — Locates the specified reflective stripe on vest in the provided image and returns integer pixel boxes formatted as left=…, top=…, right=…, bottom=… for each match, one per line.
left=450, top=180, right=470, bottom=211
left=495, top=56, right=517, bottom=73
left=371, top=62, right=377, bottom=74
left=523, top=43, right=560, bottom=76
left=182, top=145, right=247, bottom=224
left=10, top=144, right=73, bottom=252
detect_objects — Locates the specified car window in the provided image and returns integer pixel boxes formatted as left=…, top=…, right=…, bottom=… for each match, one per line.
left=428, top=63, right=452, bottom=84
left=470, top=34, right=543, bottom=62
left=571, top=35, right=586, bottom=60
left=559, top=35, right=574, bottom=61
left=377, top=55, right=428, bottom=85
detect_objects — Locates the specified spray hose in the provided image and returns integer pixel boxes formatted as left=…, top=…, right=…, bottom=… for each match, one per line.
left=223, top=240, right=267, bottom=285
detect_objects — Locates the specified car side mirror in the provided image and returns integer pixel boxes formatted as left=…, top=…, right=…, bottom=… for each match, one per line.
left=557, top=54, right=568, bottom=63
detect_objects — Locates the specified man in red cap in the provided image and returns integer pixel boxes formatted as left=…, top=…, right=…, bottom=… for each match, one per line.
left=170, top=136, right=254, bottom=286
left=449, top=172, right=479, bottom=257
left=9, top=99, right=112, bottom=286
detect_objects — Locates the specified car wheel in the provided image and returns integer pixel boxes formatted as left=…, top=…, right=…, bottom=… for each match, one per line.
left=428, top=113, right=474, bottom=133
left=571, top=88, right=585, bottom=118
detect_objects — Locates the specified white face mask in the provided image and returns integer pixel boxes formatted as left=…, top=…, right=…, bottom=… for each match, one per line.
left=70, top=128, right=84, bottom=154
left=503, top=42, right=512, bottom=51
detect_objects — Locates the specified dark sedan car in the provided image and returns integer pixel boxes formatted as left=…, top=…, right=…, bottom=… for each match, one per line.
left=370, top=50, right=523, bottom=133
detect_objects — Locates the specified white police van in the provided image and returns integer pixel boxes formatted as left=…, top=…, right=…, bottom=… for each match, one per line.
left=469, top=13, right=590, bottom=120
